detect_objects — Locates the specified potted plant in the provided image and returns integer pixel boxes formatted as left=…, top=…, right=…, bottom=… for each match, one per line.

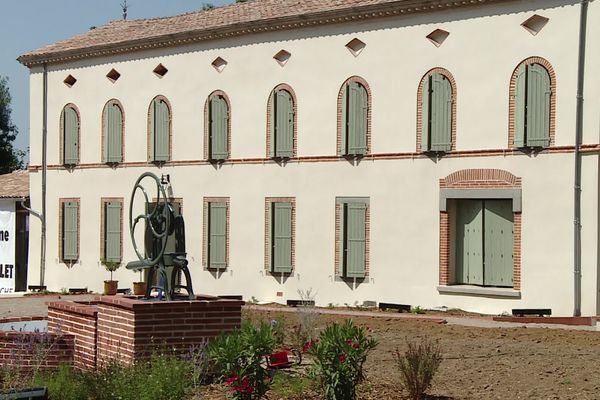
left=101, top=259, right=121, bottom=295
left=133, top=270, right=147, bottom=296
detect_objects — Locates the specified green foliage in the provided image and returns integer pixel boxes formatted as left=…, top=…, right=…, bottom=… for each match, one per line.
left=34, top=364, right=88, bottom=400
left=270, top=372, right=314, bottom=398
left=411, top=306, right=425, bottom=315
left=101, top=259, right=121, bottom=281
left=0, top=76, right=25, bottom=174
left=209, top=321, right=276, bottom=399
left=309, top=319, right=378, bottom=400
left=394, top=338, right=442, bottom=400
left=201, top=3, right=214, bottom=10
left=271, top=314, right=286, bottom=348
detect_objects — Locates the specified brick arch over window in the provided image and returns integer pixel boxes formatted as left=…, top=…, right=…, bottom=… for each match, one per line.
left=101, top=99, right=125, bottom=163
left=146, top=95, right=172, bottom=163
left=204, top=90, right=232, bottom=160
left=416, top=68, right=457, bottom=152
left=508, top=57, right=556, bottom=148
left=336, top=76, right=372, bottom=156
left=59, top=103, right=81, bottom=166
left=266, top=83, right=298, bottom=158
left=439, top=169, right=522, bottom=291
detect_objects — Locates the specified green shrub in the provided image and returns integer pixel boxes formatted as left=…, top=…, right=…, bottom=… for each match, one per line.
left=33, top=364, right=90, bottom=400
left=394, top=338, right=442, bottom=400
left=309, top=319, right=378, bottom=400
left=209, top=320, right=276, bottom=399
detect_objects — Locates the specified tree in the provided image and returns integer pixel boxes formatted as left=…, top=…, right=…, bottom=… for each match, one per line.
left=0, top=76, right=24, bottom=174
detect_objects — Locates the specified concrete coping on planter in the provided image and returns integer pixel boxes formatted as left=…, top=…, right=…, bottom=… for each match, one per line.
left=46, top=300, right=99, bottom=317
left=94, top=294, right=245, bottom=310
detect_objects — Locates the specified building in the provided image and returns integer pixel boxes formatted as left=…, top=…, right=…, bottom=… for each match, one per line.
left=0, top=171, right=30, bottom=292
left=17, top=0, right=600, bottom=315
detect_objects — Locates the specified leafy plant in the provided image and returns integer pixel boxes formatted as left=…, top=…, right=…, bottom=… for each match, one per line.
left=309, top=319, right=378, bottom=400
left=101, top=259, right=121, bottom=281
left=394, top=338, right=442, bottom=400
left=34, top=363, right=89, bottom=400
left=411, top=306, right=425, bottom=315
left=209, top=320, right=276, bottom=399
left=291, top=288, right=320, bottom=364
left=181, top=341, right=209, bottom=388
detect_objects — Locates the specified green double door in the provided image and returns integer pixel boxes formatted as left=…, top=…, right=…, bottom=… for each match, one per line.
left=456, top=200, right=513, bottom=287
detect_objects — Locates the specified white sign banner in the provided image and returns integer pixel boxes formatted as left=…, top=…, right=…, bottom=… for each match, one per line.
left=0, top=200, right=15, bottom=293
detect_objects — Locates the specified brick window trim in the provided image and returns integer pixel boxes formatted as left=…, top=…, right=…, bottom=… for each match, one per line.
left=416, top=67, right=457, bottom=153
left=334, top=197, right=370, bottom=279
left=59, top=198, right=80, bottom=266
left=99, top=197, right=124, bottom=263
left=264, top=197, right=296, bottom=274
left=101, top=99, right=125, bottom=164
left=146, top=95, right=173, bottom=164
left=336, top=76, right=372, bottom=156
left=439, top=169, right=522, bottom=291
left=203, top=90, right=232, bottom=161
left=59, top=103, right=81, bottom=167
left=265, top=84, right=298, bottom=158
left=202, top=197, right=230, bottom=269
left=507, top=56, right=556, bottom=149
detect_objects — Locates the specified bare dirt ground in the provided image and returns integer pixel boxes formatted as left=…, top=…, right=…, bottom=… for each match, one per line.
left=201, top=308, right=600, bottom=400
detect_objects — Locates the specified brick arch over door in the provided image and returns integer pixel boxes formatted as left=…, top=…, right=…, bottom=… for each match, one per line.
left=416, top=68, right=457, bottom=152
left=507, top=56, right=556, bottom=148
left=439, top=169, right=522, bottom=291
left=336, top=76, right=372, bottom=156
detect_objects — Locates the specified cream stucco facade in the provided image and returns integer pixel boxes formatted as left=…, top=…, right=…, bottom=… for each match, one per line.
left=23, top=0, right=600, bottom=315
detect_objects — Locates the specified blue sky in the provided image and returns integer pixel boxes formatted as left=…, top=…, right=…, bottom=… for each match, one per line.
left=1, top=0, right=233, bottom=160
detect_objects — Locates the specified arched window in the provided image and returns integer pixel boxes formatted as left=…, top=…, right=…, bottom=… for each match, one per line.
left=148, top=96, right=171, bottom=162
left=102, top=100, right=123, bottom=163
left=511, top=59, right=553, bottom=148
left=338, top=78, right=369, bottom=156
left=61, top=104, right=80, bottom=166
left=268, top=85, right=296, bottom=158
left=205, top=91, right=230, bottom=161
left=418, top=70, right=455, bottom=153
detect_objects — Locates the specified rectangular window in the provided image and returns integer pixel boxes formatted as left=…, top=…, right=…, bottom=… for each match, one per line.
left=61, top=200, right=79, bottom=262
left=102, top=200, right=122, bottom=262
left=204, top=199, right=228, bottom=269
left=453, top=199, right=514, bottom=287
left=336, top=198, right=368, bottom=278
left=265, top=198, right=294, bottom=273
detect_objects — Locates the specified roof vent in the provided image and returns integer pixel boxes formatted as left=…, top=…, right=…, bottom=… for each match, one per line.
left=273, top=50, right=291, bottom=66
left=426, top=29, right=450, bottom=47
left=521, top=14, right=549, bottom=36
left=106, top=69, right=121, bottom=83
left=211, top=57, right=227, bottom=72
left=63, top=75, right=77, bottom=88
left=345, top=38, right=366, bottom=57
left=153, top=63, right=168, bottom=78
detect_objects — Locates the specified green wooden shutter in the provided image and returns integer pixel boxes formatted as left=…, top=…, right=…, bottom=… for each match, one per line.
left=63, top=107, right=79, bottom=165
left=269, top=93, right=276, bottom=157
left=153, top=100, right=170, bottom=161
left=274, top=90, right=294, bottom=158
left=105, top=202, right=121, bottom=262
left=106, top=104, right=123, bottom=163
left=526, top=64, right=551, bottom=147
left=514, top=64, right=527, bottom=147
left=344, top=203, right=366, bottom=278
left=347, top=83, right=368, bottom=155
left=208, top=202, right=227, bottom=268
left=430, top=74, right=452, bottom=152
left=272, top=202, right=292, bottom=273
left=210, top=96, right=229, bottom=160
left=483, top=200, right=514, bottom=287
left=63, top=202, right=78, bottom=261
left=455, top=200, right=483, bottom=285
left=340, top=84, right=348, bottom=155
left=421, top=77, right=430, bottom=152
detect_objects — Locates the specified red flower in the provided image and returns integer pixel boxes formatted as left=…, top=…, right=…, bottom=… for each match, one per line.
left=339, top=353, right=346, bottom=364
left=302, top=340, right=315, bottom=353
left=346, top=339, right=360, bottom=349
left=225, top=374, right=240, bottom=385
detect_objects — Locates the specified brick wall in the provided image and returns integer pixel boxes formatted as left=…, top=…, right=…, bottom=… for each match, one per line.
left=0, top=316, right=73, bottom=369
left=47, top=301, right=98, bottom=370
left=96, top=295, right=242, bottom=366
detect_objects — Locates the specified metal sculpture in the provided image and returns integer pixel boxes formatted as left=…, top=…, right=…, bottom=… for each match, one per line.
left=126, top=172, right=194, bottom=300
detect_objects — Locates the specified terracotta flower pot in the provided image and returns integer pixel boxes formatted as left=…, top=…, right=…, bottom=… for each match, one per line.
left=104, top=280, right=118, bottom=295
left=133, top=281, right=147, bottom=296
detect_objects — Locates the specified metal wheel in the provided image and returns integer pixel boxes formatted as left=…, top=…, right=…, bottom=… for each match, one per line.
left=129, top=172, right=170, bottom=266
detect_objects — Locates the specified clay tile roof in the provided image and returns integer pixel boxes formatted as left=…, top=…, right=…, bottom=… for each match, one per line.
left=17, top=0, right=504, bottom=66
left=0, top=171, right=29, bottom=199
